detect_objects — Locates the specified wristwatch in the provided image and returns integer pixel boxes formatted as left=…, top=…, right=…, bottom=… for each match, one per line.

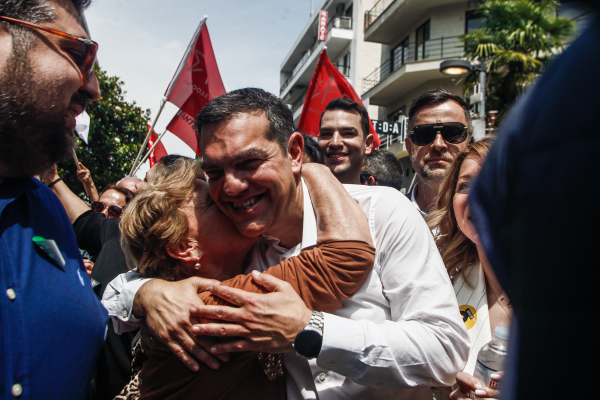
left=293, top=310, right=324, bottom=360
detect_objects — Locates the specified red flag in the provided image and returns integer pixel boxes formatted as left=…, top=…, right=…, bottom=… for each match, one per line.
left=165, top=109, right=201, bottom=156
left=147, top=125, right=168, bottom=167
left=164, top=18, right=226, bottom=120
left=298, top=49, right=381, bottom=147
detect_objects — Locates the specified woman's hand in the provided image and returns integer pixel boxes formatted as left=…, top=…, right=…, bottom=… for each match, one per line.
left=450, top=371, right=502, bottom=399
left=83, top=259, right=94, bottom=276
left=76, top=162, right=92, bottom=184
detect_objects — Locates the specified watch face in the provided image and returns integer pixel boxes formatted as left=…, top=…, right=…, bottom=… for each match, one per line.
left=294, top=329, right=323, bottom=359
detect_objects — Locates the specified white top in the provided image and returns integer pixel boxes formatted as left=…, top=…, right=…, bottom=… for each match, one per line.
left=102, top=181, right=470, bottom=400
left=452, top=262, right=492, bottom=375
left=410, top=183, right=428, bottom=218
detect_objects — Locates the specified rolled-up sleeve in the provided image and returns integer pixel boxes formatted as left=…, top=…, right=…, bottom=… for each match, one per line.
left=101, top=270, right=152, bottom=333
left=316, top=188, right=470, bottom=388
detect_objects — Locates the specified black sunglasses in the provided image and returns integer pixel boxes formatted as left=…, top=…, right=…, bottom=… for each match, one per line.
left=408, top=122, right=469, bottom=146
left=91, top=201, right=123, bottom=219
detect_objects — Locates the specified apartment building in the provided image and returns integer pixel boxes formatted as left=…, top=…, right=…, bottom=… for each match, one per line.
left=280, top=0, right=382, bottom=126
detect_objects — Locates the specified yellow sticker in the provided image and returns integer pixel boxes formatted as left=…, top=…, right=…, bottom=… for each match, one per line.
left=459, top=305, right=477, bottom=330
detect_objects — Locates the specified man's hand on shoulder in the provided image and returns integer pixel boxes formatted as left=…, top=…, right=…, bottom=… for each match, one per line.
left=190, top=272, right=312, bottom=354
left=134, top=277, right=231, bottom=371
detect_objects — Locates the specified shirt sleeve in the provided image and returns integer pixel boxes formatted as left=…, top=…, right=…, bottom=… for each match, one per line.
left=101, top=270, right=152, bottom=333
left=73, top=210, right=120, bottom=259
left=316, top=188, right=470, bottom=388
left=199, top=240, right=375, bottom=312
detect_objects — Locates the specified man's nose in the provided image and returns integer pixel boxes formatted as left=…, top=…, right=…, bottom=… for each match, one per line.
left=82, top=71, right=101, bottom=101
left=223, top=172, right=248, bottom=196
left=329, top=132, right=343, bottom=147
left=431, top=132, right=448, bottom=151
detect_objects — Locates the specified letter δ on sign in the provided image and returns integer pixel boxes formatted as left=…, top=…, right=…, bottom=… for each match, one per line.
left=318, top=10, right=328, bottom=41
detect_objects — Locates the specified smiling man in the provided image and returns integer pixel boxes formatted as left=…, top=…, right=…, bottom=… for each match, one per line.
left=405, top=90, right=472, bottom=217
left=104, top=88, right=469, bottom=400
left=318, top=98, right=374, bottom=184
left=0, top=0, right=107, bottom=398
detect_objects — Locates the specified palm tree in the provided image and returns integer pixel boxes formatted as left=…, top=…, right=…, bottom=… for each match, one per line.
left=460, top=0, right=574, bottom=120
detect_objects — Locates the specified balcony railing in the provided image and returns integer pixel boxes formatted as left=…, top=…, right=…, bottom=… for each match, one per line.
left=363, top=36, right=462, bottom=94
left=364, top=0, right=396, bottom=31
left=280, top=16, right=353, bottom=94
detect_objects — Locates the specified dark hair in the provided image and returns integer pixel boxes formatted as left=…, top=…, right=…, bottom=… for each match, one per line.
left=360, top=150, right=403, bottom=191
left=319, top=98, right=371, bottom=141
left=301, top=132, right=325, bottom=165
left=156, top=154, right=192, bottom=168
left=100, top=184, right=135, bottom=204
left=0, top=0, right=92, bottom=55
left=195, top=88, right=294, bottom=153
left=408, top=89, right=472, bottom=132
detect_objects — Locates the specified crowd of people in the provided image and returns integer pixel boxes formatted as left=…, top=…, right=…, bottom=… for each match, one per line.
left=1, top=0, right=597, bottom=399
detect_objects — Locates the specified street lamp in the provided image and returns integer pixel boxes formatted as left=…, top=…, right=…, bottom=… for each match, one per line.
left=440, top=59, right=487, bottom=120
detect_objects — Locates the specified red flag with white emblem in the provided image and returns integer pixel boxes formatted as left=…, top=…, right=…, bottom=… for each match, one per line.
left=298, top=49, right=381, bottom=147
left=164, top=17, right=226, bottom=121
left=147, top=125, right=168, bottom=167
left=165, top=109, right=201, bottom=156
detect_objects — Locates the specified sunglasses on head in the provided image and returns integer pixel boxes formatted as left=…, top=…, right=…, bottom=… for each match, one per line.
left=92, top=201, right=123, bottom=219
left=408, top=122, right=469, bottom=146
left=0, top=15, right=98, bottom=84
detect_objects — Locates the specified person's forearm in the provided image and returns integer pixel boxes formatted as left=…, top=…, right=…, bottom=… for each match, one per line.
left=44, top=173, right=90, bottom=223
left=83, top=181, right=99, bottom=202
left=302, top=164, right=372, bottom=245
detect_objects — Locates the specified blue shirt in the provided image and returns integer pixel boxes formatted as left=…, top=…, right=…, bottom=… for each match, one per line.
left=0, top=178, right=107, bottom=399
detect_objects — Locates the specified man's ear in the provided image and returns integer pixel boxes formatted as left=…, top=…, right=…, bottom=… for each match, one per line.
left=367, top=176, right=377, bottom=186
left=288, top=131, right=304, bottom=176
left=364, top=132, right=374, bottom=155
left=165, top=239, right=201, bottom=263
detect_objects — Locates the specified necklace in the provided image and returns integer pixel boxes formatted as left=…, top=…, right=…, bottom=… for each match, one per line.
left=491, top=290, right=512, bottom=319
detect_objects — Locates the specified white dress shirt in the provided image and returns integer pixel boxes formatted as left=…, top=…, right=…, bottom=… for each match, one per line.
left=103, top=181, right=469, bottom=399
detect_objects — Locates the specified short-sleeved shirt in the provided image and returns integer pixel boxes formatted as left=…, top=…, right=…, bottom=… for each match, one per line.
left=0, top=178, right=107, bottom=399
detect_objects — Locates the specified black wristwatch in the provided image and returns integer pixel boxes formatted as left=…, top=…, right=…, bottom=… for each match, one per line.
left=294, top=310, right=324, bottom=360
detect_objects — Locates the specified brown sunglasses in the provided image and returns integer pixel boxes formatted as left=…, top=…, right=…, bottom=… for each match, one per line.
left=0, top=15, right=98, bottom=84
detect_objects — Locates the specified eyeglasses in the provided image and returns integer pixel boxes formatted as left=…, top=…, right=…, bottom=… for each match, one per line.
left=91, top=201, right=123, bottom=219
left=408, top=122, right=469, bottom=146
left=0, top=15, right=98, bottom=84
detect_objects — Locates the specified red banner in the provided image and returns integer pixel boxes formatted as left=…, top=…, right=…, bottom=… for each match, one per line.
left=318, top=10, right=328, bottom=41
left=166, top=109, right=201, bottom=156
left=164, top=18, right=226, bottom=122
left=298, top=49, right=381, bottom=147
left=147, top=125, right=168, bottom=167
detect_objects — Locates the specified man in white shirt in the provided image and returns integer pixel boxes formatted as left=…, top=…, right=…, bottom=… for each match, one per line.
left=405, top=90, right=473, bottom=217
left=103, top=88, right=469, bottom=399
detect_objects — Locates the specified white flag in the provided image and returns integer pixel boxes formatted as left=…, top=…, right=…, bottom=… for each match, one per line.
left=75, top=111, right=90, bottom=144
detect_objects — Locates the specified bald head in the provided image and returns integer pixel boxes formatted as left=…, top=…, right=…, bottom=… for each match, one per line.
left=117, top=177, right=147, bottom=195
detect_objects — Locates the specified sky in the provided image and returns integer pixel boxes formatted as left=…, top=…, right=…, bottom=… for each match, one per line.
left=84, top=0, right=314, bottom=177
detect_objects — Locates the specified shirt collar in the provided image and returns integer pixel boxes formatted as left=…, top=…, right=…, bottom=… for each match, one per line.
left=261, top=177, right=317, bottom=254
left=410, top=183, right=428, bottom=219
left=0, top=178, right=39, bottom=216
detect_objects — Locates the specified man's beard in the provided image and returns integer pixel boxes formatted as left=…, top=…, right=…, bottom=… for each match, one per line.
left=0, top=51, right=82, bottom=177
left=413, top=149, right=454, bottom=182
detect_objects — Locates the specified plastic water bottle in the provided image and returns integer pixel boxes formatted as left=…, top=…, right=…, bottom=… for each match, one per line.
left=473, top=326, right=509, bottom=390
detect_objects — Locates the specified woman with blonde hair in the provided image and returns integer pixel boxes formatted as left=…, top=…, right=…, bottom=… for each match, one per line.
left=116, top=158, right=375, bottom=400
left=427, top=138, right=509, bottom=399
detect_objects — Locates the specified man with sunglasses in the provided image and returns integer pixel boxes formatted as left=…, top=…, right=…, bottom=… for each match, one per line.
left=0, top=0, right=106, bottom=398
left=405, top=90, right=472, bottom=217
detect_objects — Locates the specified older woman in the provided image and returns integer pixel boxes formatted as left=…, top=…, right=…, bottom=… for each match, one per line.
left=118, top=158, right=375, bottom=400
left=427, top=138, right=509, bottom=399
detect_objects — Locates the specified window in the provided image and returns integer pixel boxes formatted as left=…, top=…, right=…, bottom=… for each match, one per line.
left=391, top=37, right=410, bottom=71
left=465, top=10, right=483, bottom=33
left=415, top=20, right=430, bottom=61
left=388, top=106, right=406, bottom=122
left=345, top=4, right=353, bottom=17
left=338, top=52, right=351, bottom=76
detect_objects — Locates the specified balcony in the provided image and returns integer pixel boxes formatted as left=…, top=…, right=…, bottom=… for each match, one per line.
left=280, top=16, right=353, bottom=97
left=364, top=0, right=461, bottom=43
left=362, top=36, right=462, bottom=105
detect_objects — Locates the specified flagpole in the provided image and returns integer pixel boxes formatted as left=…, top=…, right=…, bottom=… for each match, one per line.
left=128, top=97, right=167, bottom=176
left=72, top=148, right=81, bottom=170
left=131, top=129, right=168, bottom=177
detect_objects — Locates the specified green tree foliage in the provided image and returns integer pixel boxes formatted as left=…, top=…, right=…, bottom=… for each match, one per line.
left=460, top=0, right=574, bottom=119
left=58, top=65, right=150, bottom=198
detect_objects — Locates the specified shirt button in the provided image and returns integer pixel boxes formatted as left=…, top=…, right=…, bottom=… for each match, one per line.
left=12, top=383, right=22, bottom=396
left=122, top=310, right=128, bottom=318
left=6, top=288, right=16, bottom=300
left=326, top=362, right=334, bottom=369
left=318, top=372, right=327, bottom=382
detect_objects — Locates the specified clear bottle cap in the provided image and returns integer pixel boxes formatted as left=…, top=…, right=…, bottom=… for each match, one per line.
left=493, top=326, right=510, bottom=342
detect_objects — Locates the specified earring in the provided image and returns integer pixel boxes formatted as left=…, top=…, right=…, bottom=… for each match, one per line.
left=195, top=262, right=201, bottom=270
